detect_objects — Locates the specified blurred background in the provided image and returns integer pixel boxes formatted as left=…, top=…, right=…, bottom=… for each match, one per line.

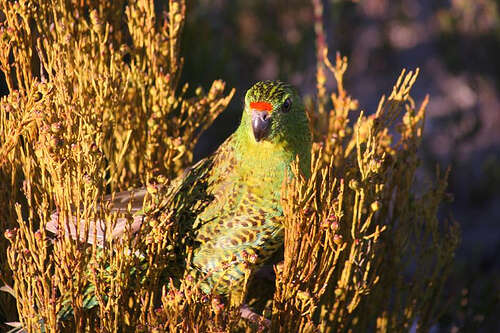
left=1, top=0, right=498, bottom=331
left=180, top=0, right=500, bottom=331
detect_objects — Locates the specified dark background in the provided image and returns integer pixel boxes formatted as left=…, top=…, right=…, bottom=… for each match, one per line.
left=1, top=0, right=498, bottom=331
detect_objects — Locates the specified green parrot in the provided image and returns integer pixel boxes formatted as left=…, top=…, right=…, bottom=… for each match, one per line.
left=188, top=80, right=311, bottom=298
left=47, top=80, right=311, bottom=309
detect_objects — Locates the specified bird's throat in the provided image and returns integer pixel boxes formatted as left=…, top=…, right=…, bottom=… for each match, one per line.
left=234, top=135, right=293, bottom=189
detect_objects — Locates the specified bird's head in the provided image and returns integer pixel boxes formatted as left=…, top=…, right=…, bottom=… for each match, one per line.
left=237, top=81, right=311, bottom=176
left=242, top=81, right=310, bottom=147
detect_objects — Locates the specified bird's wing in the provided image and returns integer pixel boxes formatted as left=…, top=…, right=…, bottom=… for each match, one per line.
left=45, top=153, right=217, bottom=245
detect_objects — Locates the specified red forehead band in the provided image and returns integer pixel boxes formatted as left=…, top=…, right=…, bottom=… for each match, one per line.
left=250, top=101, right=273, bottom=112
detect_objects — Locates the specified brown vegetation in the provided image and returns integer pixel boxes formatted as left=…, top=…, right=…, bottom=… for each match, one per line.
left=0, top=0, right=458, bottom=332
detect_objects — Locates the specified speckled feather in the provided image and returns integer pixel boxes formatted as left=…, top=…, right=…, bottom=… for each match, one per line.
left=47, top=80, right=312, bottom=308
left=186, top=80, right=312, bottom=295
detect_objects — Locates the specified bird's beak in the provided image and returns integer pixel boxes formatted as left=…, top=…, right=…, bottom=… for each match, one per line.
left=251, top=109, right=271, bottom=142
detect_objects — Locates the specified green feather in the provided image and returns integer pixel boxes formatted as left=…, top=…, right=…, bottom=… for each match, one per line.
left=189, top=80, right=311, bottom=295
left=52, top=80, right=312, bottom=317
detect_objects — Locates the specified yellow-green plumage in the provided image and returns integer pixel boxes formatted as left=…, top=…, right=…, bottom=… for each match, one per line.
left=48, top=80, right=311, bottom=313
left=186, top=81, right=312, bottom=295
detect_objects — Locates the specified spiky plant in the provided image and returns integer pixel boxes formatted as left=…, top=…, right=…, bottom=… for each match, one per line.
left=0, top=0, right=458, bottom=332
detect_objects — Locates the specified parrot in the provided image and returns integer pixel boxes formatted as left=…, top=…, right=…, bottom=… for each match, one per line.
left=46, top=80, right=312, bottom=314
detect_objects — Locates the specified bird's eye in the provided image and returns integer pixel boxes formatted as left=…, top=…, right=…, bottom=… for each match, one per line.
left=282, top=98, right=292, bottom=113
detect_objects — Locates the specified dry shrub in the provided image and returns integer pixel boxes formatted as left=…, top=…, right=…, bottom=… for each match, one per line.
left=273, top=52, right=459, bottom=332
left=0, top=0, right=458, bottom=332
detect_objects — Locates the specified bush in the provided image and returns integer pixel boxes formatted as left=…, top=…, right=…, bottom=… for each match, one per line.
left=0, top=0, right=458, bottom=332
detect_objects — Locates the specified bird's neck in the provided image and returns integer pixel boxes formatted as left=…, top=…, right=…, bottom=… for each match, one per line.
left=232, top=124, right=308, bottom=190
